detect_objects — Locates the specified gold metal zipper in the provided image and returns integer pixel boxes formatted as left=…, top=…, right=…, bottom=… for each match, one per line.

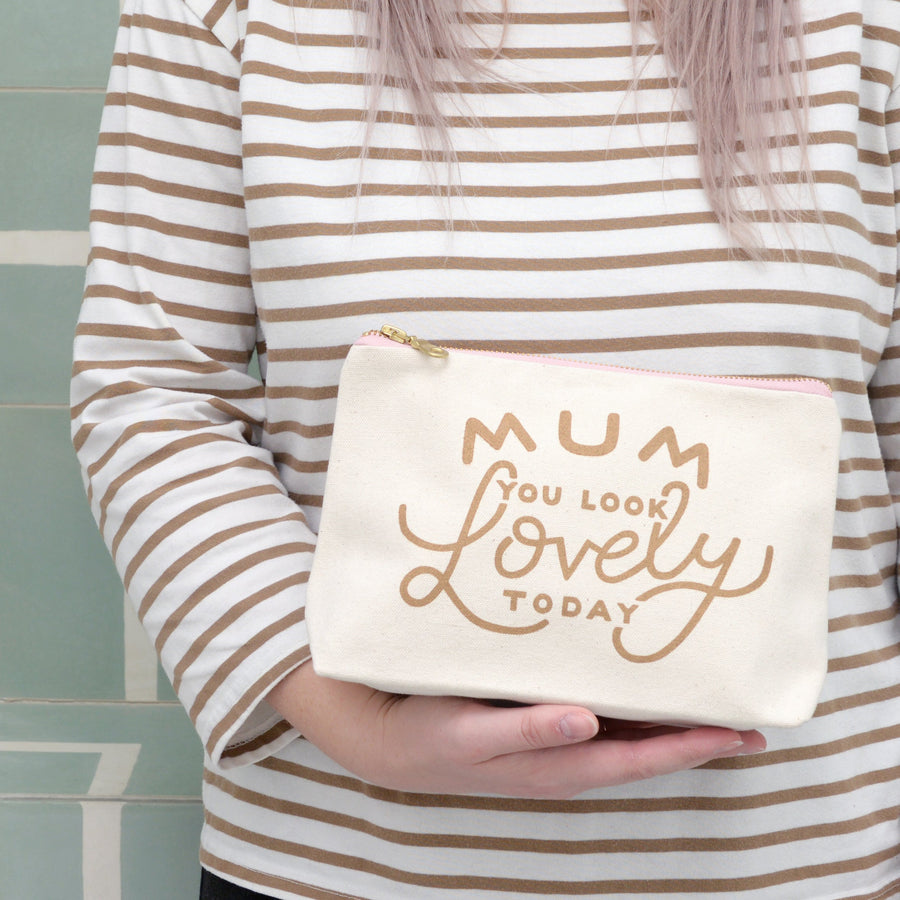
left=377, top=324, right=449, bottom=358
left=369, top=324, right=831, bottom=394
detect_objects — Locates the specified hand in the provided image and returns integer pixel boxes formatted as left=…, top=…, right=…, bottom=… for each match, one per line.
left=266, top=663, right=766, bottom=800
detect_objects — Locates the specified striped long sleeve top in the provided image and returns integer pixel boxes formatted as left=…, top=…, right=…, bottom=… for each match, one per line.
left=72, top=0, right=900, bottom=896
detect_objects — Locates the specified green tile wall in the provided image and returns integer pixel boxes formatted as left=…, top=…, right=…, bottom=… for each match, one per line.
left=0, top=267, right=87, bottom=404
left=0, top=802, right=84, bottom=899
left=1, top=3, right=205, bottom=898
left=1, top=410, right=126, bottom=699
left=0, top=4, right=120, bottom=88
left=0, top=94, right=107, bottom=231
left=121, top=805, right=205, bottom=899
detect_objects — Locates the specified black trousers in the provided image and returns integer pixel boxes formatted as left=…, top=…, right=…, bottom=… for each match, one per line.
left=200, top=869, right=279, bottom=900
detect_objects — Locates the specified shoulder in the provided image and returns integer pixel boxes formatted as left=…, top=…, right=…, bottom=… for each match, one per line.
left=182, top=0, right=246, bottom=58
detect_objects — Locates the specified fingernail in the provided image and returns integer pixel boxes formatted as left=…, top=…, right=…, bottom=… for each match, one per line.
left=737, top=742, right=767, bottom=755
left=714, top=740, right=745, bottom=755
left=559, top=713, right=598, bottom=741
left=712, top=739, right=767, bottom=758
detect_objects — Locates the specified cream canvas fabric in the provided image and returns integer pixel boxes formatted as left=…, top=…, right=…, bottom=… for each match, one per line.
left=307, top=331, right=843, bottom=729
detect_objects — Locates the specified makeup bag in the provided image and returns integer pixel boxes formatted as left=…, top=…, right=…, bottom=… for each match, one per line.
left=306, top=325, right=842, bottom=729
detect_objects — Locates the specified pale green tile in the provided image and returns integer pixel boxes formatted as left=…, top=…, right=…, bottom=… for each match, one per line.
left=0, top=801, right=82, bottom=899
left=158, top=667, right=179, bottom=702
left=0, top=93, right=104, bottom=231
left=249, top=349, right=261, bottom=381
left=0, top=266, right=84, bottom=404
left=0, top=751, right=98, bottom=795
left=0, top=408, right=125, bottom=699
left=0, top=3, right=119, bottom=88
left=124, top=713, right=202, bottom=799
left=0, top=703, right=203, bottom=798
left=122, top=803, right=203, bottom=900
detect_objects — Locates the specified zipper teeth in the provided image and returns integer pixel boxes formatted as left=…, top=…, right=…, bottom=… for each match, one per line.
left=362, top=330, right=831, bottom=391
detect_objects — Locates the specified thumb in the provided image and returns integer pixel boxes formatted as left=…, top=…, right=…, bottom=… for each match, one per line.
left=463, top=704, right=600, bottom=760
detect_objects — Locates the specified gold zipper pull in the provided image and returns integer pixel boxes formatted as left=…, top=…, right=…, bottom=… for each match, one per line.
left=379, top=324, right=448, bottom=358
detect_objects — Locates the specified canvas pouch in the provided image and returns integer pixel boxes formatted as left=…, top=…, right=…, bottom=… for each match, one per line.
left=306, top=325, right=842, bottom=729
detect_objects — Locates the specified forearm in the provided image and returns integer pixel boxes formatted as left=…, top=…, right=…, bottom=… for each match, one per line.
left=73, top=0, right=313, bottom=767
left=265, top=661, right=765, bottom=799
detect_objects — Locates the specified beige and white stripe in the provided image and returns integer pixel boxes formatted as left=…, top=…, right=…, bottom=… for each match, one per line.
left=72, top=0, right=900, bottom=896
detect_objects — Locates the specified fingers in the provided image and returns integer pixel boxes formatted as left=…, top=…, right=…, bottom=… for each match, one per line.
left=273, top=672, right=768, bottom=799
left=601, top=720, right=765, bottom=748
left=602, top=727, right=766, bottom=785
left=469, top=724, right=767, bottom=798
left=447, top=701, right=765, bottom=767
left=451, top=702, right=601, bottom=762
left=446, top=702, right=767, bottom=798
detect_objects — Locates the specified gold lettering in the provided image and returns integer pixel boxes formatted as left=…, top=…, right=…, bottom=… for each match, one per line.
left=399, top=439, right=774, bottom=659
left=601, top=492, right=619, bottom=512
left=586, top=600, right=612, bottom=621
left=612, top=545, right=774, bottom=663
left=462, top=413, right=536, bottom=465
left=543, top=485, right=562, bottom=506
left=398, top=459, right=548, bottom=635
left=562, top=596, right=582, bottom=617
left=639, top=426, right=710, bottom=490
left=504, top=589, right=527, bottom=611
left=559, top=410, right=620, bottom=456
left=496, top=479, right=517, bottom=501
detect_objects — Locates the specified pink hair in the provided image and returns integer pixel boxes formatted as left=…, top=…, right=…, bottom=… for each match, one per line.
left=358, top=0, right=810, bottom=250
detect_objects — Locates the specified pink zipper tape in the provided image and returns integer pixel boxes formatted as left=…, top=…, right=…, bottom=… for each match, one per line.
left=355, top=332, right=833, bottom=398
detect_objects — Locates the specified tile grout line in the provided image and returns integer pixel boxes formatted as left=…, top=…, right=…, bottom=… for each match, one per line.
left=1, top=698, right=181, bottom=706
left=0, top=86, right=106, bottom=93
left=2, top=794, right=201, bottom=803
left=0, top=404, right=70, bottom=410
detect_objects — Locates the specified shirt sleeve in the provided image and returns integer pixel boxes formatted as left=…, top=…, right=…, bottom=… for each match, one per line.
left=71, top=0, right=313, bottom=769
left=869, top=59, right=900, bottom=569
